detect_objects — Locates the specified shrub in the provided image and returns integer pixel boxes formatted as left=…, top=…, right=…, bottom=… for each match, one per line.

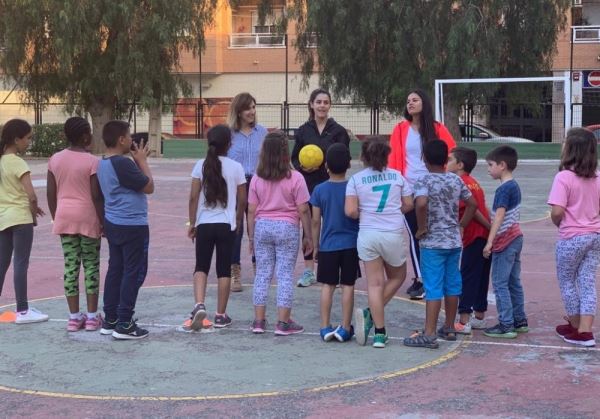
left=29, top=123, right=67, bottom=157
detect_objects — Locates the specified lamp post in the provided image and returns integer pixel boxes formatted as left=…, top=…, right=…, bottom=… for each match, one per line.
left=284, top=32, right=289, bottom=133
left=570, top=25, right=574, bottom=126
left=198, top=44, right=203, bottom=138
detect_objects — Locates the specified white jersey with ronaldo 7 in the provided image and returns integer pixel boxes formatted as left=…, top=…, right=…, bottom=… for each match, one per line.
left=346, top=167, right=412, bottom=232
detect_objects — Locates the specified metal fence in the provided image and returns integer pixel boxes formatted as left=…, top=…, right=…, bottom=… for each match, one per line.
left=0, top=100, right=570, bottom=142
left=460, top=101, right=566, bottom=143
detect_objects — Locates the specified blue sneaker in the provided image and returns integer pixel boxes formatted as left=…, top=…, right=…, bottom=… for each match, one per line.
left=296, top=269, right=316, bottom=287
left=320, top=325, right=337, bottom=341
left=334, top=325, right=355, bottom=342
left=354, top=308, right=373, bottom=346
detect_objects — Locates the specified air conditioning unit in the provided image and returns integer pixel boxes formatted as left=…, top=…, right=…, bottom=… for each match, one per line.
left=573, top=0, right=582, bottom=7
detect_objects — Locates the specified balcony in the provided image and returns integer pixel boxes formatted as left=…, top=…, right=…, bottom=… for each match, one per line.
left=572, top=25, right=600, bottom=43
left=229, top=32, right=285, bottom=49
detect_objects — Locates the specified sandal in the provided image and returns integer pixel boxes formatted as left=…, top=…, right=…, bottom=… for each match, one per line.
left=437, top=326, right=457, bottom=341
left=403, top=331, right=439, bottom=349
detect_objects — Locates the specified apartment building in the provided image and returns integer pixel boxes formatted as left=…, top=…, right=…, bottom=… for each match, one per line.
left=554, top=0, right=600, bottom=128
left=173, top=0, right=325, bottom=135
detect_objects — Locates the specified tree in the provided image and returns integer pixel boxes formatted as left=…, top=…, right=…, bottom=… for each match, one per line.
left=288, top=0, right=570, bottom=139
left=0, top=0, right=217, bottom=153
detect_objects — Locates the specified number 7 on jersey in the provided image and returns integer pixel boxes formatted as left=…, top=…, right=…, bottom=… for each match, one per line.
left=372, top=184, right=391, bottom=212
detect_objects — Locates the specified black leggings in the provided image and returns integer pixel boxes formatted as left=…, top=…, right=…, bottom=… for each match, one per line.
left=195, top=223, right=235, bottom=278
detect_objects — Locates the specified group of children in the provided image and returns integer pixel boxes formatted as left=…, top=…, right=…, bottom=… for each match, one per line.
left=0, top=116, right=598, bottom=348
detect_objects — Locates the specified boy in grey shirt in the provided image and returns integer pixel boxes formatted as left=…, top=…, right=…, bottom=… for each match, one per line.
left=403, top=140, right=477, bottom=349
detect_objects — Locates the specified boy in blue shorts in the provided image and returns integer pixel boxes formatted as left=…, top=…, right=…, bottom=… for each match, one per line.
left=97, top=121, right=154, bottom=340
left=403, top=140, right=477, bottom=349
left=482, top=145, right=528, bottom=338
left=311, top=143, right=360, bottom=342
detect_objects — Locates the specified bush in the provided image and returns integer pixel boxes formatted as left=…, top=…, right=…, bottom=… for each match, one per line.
left=29, top=123, right=67, bottom=157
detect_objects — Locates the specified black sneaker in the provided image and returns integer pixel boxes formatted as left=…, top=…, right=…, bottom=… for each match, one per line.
left=483, top=323, right=517, bottom=339
left=100, top=318, right=118, bottom=335
left=112, top=320, right=149, bottom=340
left=514, top=319, right=529, bottom=333
left=214, top=313, right=232, bottom=328
left=408, top=280, right=425, bottom=300
left=406, top=277, right=420, bottom=294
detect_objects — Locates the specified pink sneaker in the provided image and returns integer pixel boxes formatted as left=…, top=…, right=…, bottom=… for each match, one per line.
left=67, top=315, right=87, bottom=332
left=274, top=319, right=304, bottom=336
left=85, top=314, right=103, bottom=331
left=252, top=319, right=267, bottom=334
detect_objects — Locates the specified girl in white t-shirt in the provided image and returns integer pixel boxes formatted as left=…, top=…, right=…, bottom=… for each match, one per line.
left=549, top=127, right=600, bottom=347
left=182, top=124, right=247, bottom=332
left=345, top=136, right=413, bottom=348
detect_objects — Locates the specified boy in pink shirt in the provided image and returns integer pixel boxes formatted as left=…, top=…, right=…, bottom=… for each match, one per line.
left=247, top=131, right=313, bottom=335
left=47, top=117, right=104, bottom=331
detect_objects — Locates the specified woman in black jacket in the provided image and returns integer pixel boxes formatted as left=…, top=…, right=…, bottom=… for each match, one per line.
left=291, top=88, right=350, bottom=287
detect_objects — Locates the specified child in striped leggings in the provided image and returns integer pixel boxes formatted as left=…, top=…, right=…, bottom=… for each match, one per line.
left=548, top=127, right=600, bottom=347
left=247, top=131, right=313, bottom=335
left=47, top=117, right=104, bottom=332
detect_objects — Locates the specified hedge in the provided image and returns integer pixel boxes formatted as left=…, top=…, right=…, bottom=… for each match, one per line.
left=29, top=123, right=68, bottom=157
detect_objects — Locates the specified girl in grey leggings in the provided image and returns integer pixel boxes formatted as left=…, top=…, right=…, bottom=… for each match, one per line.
left=0, top=224, right=33, bottom=312
left=0, top=119, right=48, bottom=324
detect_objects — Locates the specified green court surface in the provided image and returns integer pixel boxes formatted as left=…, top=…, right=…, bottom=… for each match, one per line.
left=0, top=286, right=463, bottom=400
left=162, top=139, right=571, bottom=160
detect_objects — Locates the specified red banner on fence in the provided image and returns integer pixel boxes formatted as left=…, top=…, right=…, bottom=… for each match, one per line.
left=173, top=98, right=232, bottom=137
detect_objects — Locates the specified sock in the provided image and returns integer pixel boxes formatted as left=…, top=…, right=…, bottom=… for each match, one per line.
left=215, top=312, right=225, bottom=316
left=195, top=302, right=205, bottom=309
left=87, top=311, right=97, bottom=319
left=375, top=327, right=386, bottom=335
left=69, top=312, right=83, bottom=320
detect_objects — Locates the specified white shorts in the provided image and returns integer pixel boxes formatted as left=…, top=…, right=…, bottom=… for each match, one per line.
left=357, top=230, right=406, bottom=267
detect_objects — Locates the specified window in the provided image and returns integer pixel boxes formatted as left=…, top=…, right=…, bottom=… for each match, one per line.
left=251, top=9, right=282, bottom=34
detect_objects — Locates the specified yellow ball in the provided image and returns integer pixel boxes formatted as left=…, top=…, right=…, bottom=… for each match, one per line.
left=299, top=144, right=324, bottom=170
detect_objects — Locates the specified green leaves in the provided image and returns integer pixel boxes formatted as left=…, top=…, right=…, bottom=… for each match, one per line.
left=287, top=0, right=570, bottom=112
left=0, top=0, right=218, bottom=112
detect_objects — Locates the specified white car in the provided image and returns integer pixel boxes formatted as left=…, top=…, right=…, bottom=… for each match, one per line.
left=459, top=123, right=534, bottom=143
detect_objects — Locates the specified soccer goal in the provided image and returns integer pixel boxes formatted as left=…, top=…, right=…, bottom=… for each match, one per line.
left=434, top=76, right=571, bottom=143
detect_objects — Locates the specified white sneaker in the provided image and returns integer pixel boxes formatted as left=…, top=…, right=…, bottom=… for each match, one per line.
left=470, top=317, right=487, bottom=330
left=454, top=321, right=472, bottom=334
left=15, top=307, right=49, bottom=324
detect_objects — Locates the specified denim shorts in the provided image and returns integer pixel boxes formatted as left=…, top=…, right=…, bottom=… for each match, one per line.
left=420, top=247, right=462, bottom=301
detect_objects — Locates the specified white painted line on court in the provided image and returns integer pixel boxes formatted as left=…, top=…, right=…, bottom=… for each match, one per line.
left=469, top=339, right=599, bottom=352
left=44, top=319, right=599, bottom=351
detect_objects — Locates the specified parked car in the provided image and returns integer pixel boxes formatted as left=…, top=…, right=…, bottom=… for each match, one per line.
left=585, top=124, right=600, bottom=142
left=459, top=123, right=534, bottom=143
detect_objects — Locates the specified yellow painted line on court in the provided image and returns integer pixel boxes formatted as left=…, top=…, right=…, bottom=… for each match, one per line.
left=0, top=285, right=465, bottom=401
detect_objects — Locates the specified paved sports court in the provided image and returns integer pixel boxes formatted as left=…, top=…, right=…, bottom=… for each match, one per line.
left=1, top=157, right=599, bottom=418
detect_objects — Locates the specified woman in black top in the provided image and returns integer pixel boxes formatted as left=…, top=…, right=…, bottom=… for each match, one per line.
left=291, top=88, right=350, bottom=287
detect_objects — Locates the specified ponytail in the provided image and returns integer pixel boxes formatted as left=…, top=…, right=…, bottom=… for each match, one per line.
left=202, top=124, right=231, bottom=208
left=361, top=136, right=390, bottom=172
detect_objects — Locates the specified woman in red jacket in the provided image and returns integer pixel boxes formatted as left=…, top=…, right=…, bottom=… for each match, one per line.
left=388, top=88, right=456, bottom=299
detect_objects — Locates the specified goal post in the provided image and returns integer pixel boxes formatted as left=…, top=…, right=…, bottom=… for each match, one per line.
left=434, top=76, right=571, bottom=142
